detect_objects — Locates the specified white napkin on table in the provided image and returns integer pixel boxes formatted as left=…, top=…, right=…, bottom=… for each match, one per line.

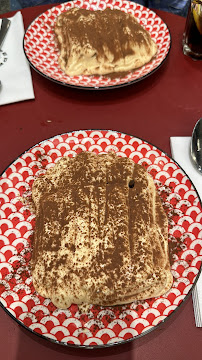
left=170, top=136, right=202, bottom=327
left=0, top=11, right=35, bottom=106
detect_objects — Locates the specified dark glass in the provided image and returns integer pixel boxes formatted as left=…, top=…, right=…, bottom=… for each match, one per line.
left=183, top=0, right=202, bottom=59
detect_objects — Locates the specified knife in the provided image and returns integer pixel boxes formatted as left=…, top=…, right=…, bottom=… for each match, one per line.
left=0, top=18, right=11, bottom=50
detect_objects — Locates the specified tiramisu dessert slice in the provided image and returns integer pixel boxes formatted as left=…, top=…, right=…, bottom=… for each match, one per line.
left=30, top=152, right=172, bottom=309
left=54, top=8, right=157, bottom=76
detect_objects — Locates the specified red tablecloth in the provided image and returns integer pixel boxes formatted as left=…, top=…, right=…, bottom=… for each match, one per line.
left=0, top=4, right=202, bottom=359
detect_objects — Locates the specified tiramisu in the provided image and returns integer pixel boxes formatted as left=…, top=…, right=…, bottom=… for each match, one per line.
left=54, top=8, right=158, bottom=76
left=31, top=152, right=172, bottom=309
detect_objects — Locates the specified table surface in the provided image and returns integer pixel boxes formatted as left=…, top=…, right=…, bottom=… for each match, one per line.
left=1, top=3, right=202, bottom=360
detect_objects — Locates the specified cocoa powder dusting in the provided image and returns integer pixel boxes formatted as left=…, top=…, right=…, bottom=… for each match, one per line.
left=59, top=8, right=149, bottom=63
left=30, top=152, right=190, bottom=310
left=156, top=183, right=189, bottom=265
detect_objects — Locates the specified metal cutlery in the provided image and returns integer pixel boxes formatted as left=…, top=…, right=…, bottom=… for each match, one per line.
left=0, top=18, right=11, bottom=91
left=0, top=18, right=11, bottom=50
left=190, top=118, right=202, bottom=173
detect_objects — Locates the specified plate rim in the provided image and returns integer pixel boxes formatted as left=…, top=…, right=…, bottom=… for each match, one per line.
left=0, top=129, right=201, bottom=349
left=23, top=0, right=172, bottom=90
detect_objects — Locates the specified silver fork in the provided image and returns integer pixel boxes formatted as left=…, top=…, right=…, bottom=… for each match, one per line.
left=0, top=18, right=11, bottom=91
left=0, top=18, right=11, bottom=50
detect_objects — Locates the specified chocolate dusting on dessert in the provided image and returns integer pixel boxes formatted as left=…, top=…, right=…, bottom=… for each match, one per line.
left=30, top=151, right=173, bottom=309
left=155, top=183, right=190, bottom=265
left=54, top=8, right=157, bottom=76
left=58, top=8, right=148, bottom=61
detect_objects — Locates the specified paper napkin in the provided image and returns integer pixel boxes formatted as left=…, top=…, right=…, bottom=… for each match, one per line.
left=170, top=136, right=202, bottom=327
left=0, top=11, right=35, bottom=106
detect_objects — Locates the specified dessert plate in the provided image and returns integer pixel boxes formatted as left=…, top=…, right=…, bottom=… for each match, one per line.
left=0, top=130, right=202, bottom=348
left=23, top=0, right=171, bottom=89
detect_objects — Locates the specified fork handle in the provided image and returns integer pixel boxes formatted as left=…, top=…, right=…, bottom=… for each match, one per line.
left=0, top=18, right=11, bottom=50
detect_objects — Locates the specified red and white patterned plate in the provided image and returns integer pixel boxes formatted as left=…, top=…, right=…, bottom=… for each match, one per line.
left=0, top=130, right=202, bottom=348
left=23, top=0, right=171, bottom=89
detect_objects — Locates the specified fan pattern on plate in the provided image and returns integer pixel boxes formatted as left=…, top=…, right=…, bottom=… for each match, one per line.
left=0, top=130, right=202, bottom=347
left=23, top=0, right=171, bottom=89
